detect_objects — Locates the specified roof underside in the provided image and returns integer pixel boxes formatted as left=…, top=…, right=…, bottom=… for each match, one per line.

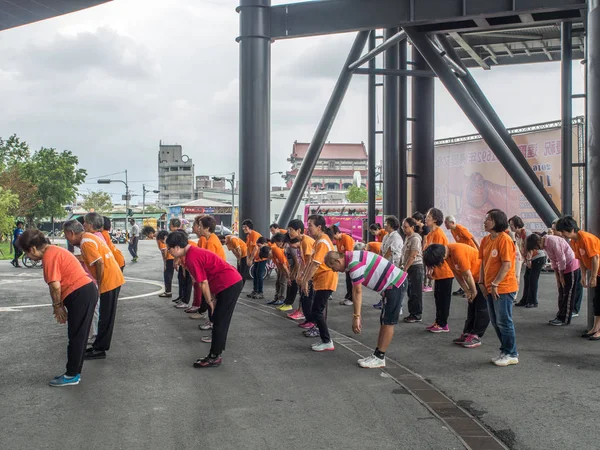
left=0, top=0, right=112, bottom=32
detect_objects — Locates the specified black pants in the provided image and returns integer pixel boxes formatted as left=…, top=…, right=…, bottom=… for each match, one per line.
left=311, top=290, right=332, bottom=343
left=164, top=259, right=174, bottom=293
left=285, top=280, right=299, bottom=306
left=64, top=282, right=98, bottom=376
left=301, top=282, right=314, bottom=320
left=210, top=281, right=243, bottom=356
left=592, top=276, right=600, bottom=316
left=345, top=272, right=353, bottom=300
left=463, top=285, right=490, bottom=337
left=434, top=278, right=454, bottom=327
left=573, top=276, right=584, bottom=314
left=128, top=236, right=138, bottom=258
left=93, top=286, right=121, bottom=352
left=519, top=257, right=545, bottom=305
left=12, top=246, right=23, bottom=264
left=556, top=269, right=581, bottom=323
left=407, top=265, right=424, bottom=317
left=178, top=267, right=193, bottom=303
left=237, top=258, right=249, bottom=287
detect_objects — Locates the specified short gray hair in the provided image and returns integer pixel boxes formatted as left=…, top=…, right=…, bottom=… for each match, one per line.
left=445, top=215, right=456, bottom=224
left=84, top=212, right=104, bottom=231
left=63, top=219, right=85, bottom=234
left=354, top=242, right=366, bottom=251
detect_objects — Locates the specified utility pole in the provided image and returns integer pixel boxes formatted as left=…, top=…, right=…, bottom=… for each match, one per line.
left=142, top=184, right=160, bottom=215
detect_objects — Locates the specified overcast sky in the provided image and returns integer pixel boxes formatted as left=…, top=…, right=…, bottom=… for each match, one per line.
left=0, top=0, right=584, bottom=203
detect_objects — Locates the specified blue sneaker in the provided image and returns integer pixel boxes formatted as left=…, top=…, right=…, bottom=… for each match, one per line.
left=273, top=299, right=285, bottom=306
left=49, top=374, right=80, bottom=387
left=372, top=300, right=382, bottom=310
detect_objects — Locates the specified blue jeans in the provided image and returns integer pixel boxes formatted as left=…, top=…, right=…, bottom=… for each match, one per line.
left=252, top=260, right=267, bottom=293
left=486, top=292, right=518, bottom=357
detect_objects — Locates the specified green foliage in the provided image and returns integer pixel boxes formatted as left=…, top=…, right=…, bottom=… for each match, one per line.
left=82, top=190, right=114, bottom=213
left=0, top=187, right=19, bottom=238
left=143, top=204, right=165, bottom=213
left=346, top=185, right=368, bottom=203
left=0, top=166, right=40, bottom=218
left=0, top=134, right=30, bottom=171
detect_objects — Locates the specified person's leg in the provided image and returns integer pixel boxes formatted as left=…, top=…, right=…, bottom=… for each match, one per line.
left=256, top=260, right=267, bottom=294
left=128, top=239, right=135, bottom=258
left=407, top=265, right=423, bottom=318
left=471, top=287, right=490, bottom=337
left=238, top=258, right=248, bottom=288
left=590, top=280, right=600, bottom=335
left=133, top=237, right=139, bottom=258
left=64, top=283, right=98, bottom=376
left=252, top=264, right=259, bottom=293
left=493, top=293, right=518, bottom=357
left=573, top=273, right=584, bottom=314
left=556, top=273, right=568, bottom=322
left=377, top=285, right=404, bottom=351
left=563, top=270, right=578, bottom=324
left=434, top=278, right=453, bottom=327
left=486, top=294, right=502, bottom=344
left=208, top=281, right=243, bottom=357
left=177, top=267, right=185, bottom=299
left=93, top=286, right=121, bottom=352
left=345, top=272, right=353, bottom=301
left=88, top=299, right=99, bottom=343
left=518, top=266, right=531, bottom=305
left=284, top=280, right=299, bottom=306
left=515, top=258, right=523, bottom=289
left=527, top=257, right=545, bottom=306
left=164, top=259, right=174, bottom=293
left=311, top=290, right=332, bottom=343
left=183, top=269, right=193, bottom=304
left=301, top=284, right=314, bottom=322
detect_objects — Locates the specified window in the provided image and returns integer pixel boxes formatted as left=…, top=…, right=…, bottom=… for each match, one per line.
left=170, top=167, right=178, bottom=172
left=328, top=161, right=336, bottom=170
left=182, top=166, right=191, bottom=171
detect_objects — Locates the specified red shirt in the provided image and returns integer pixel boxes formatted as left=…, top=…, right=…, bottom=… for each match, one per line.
left=185, top=246, right=242, bottom=295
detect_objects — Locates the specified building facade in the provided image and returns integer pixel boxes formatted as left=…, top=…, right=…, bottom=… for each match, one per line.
left=284, top=141, right=368, bottom=190
left=158, top=141, right=194, bottom=207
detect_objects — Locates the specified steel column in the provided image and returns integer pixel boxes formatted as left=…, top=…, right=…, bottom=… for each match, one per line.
left=277, top=31, right=370, bottom=228
left=411, top=49, right=435, bottom=215
left=436, top=33, right=561, bottom=222
left=407, top=28, right=559, bottom=226
left=398, top=40, right=408, bottom=221
left=367, top=30, right=377, bottom=238
left=238, top=0, right=271, bottom=237
left=348, top=29, right=406, bottom=70
left=561, top=22, right=573, bottom=216
left=383, top=27, right=400, bottom=219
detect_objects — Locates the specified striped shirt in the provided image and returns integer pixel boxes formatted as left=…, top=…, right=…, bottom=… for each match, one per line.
left=345, top=250, right=407, bottom=293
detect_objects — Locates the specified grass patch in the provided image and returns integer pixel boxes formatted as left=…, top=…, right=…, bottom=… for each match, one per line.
left=0, top=242, right=14, bottom=260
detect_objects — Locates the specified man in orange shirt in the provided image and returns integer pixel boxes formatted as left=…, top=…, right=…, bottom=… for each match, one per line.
left=243, top=219, right=265, bottom=298
left=196, top=215, right=226, bottom=261
left=423, top=243, right=489, bottom=348
left=301, top=215, right=338, bottom=352
left=102, top=217, right=125, bottom=271
left=480, top=209, right=519, bottom=367
left=270, top=222, right=288, bottom=237
left=266, top=233, right=290, bottom=305
left=333, top=225, right=356, bottom=306
left=423, top=208, right=455, bottom=333
left=285, top=219, right=315, bottom=321
left=556, top=216, right=600, bottom=339
left=156, top=230, right=175, bottom=297
left=63, top=219, right=125, bottom=360
left=444, top=216, right=479, bottom=297
left=226, top=234, right=248, bottom=281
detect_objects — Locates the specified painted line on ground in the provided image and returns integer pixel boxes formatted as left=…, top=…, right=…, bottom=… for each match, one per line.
left=238, top=298, right=509, bottom=450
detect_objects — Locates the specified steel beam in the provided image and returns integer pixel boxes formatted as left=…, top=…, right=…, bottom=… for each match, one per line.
left=411, top=48, right=436, bottom=215
left=436, top=33, right=561, bottom=220
left=383, top=28, right=400, bottom=219
left=353, top=68, right=436, bottom=77
left=269, top=0, right=586, bottom=40
left=562, top=22, right=573, bottom=216
left=367, top=31, right=377, bottom=240
left=348, top=29, right=406, bottom=70
left=450, top=32, right=491, bottom=70
left=407, top=28, right=559, bottom=226
left=277, top=31, right=370, bottom=228
left=398, top=40, right=408, bottom=222
left=588, top=1, right=600, bottom=242
left=238, top=0, right=271, bottom=236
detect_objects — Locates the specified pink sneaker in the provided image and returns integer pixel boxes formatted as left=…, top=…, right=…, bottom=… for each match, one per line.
left=299, top=321, right=315, bottom=329
left=462, top=334, right=482, bottom=348
left=425, top=322, right=438, bottom=331
left=288, top=310, right=305, bottom=321
left=428, top=323, right=449, bottom=333
left=422, top=286, right=433, bottom=293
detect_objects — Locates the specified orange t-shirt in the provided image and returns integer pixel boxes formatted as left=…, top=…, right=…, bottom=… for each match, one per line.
left=101, top=230, right=125, bottom=268
left=571, top=230, right=600, bottom=271
left=270, top=243, right=288, bottom=268
left=424, top=227, right=454, bottom=280
left=158, top=240, right=174, bottom=260
left=376, top=229, right=388, bottom=242
left=299, top=235, right=315, bottom=266
left=312, top=234, right=338, bottom=291
left=447, top=243, right=481, bottom=283
left=198, top=236, right=207, bottom=248
left=205, top=233, right=226, bottom=261
left=336, top=233, right=355, bottom=253
left=367, top=241, right=382, bottom=254
left=43, top=245, right=93, bottom=301
left=479, top=233, right=518, bottom=294
left=80, top=232, right=125, bottom=294
left=451, top=224, right=477, bottom=249
left=245, top=230, right=261, bottom=260
left=273, top=229, right=287, bottom=235
left=226, top=236, right=247, bottom=258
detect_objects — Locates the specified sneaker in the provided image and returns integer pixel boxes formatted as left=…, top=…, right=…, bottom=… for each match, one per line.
left=132, top=257, right=138, bottom=263
left=201, top=336, right=212, bottom=343
left=452, top=288, right=465, bottom=296
left=158, top=292, right=172, bottom=298
left=199, top=321, right=213, bottom=330
left=273, top=299, right=285, bottom=306
left=372, top=300, right=382, bottom=309
left=172, top=297, right=182, bottom=303
left=358, top=354, right=385, bottom=368
left=266, top=298, right=279, bottom=305
left=549, top=319, right=566, bottom=326
left=572, top=312, right=579, bottom=317
left=428, top=323, right=449, bottom=333
left=425, top=322, right=439, bottom=331
left=493, top=354, right=519, bottom=367
left=339, top=299, right=353, bottom=306
left=246, top=291, right=257, bottom=298
left=252, top=293, right=264, bottom=300
left=175, top=302, right=189, bottom=309
left=185, top=307, right=200, bottom=313
left=404, top=315, right=422, bottom=323
left=452, top=333, right=467, bottom=345
left=422, top=286, right=433, bottom=292
left=188, top=312, right=205, bottom=320
left=278, top=304, right=293, bottom=312
left=303, top=327, right=320, bottom=338
left=288, top=310, right=305, bottom=320
left=311, top=341, right=334, bottom=352
left=48, top=374, right=81, bottom=387
left=84, top=348, right=106, bottom=360
left=193, top=356, right=222, bottom=368
left=525, top=303, right=538, bottom=308
left=490, top=352, right=506, bottom=363
left=462, top=334, right=482, bottom=348
left=299, top=321, right=315, bottom=329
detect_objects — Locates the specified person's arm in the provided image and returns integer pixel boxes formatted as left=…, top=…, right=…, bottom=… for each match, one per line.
left=246, top=245, right=257, bottom=265
left=231, top=246, right=242, bottom=261
left=403, top=250, right=418, bottom=271
left=490, top=261, right=511, bottom=300
left=591, top=255, right=599, bottom=288
left=91, top=258, right=105, bottom=293
left=198, top=280, right=215, bottom=312
left=300, top=261, right=320, bottom=295
left=471, top=237, right=480, bottom=251
left=351, top=283, right=363, bottom=334
left=478, top=263, right=488, bottom=297
left=461, top=270, right=477, bottom=302
left=581, top=261, right=589, bottom=288
left=48, top=281, right=67, bottom=324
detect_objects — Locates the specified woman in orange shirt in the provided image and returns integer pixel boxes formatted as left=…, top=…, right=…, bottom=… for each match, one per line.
left=333, top=225, right=355, bottom=306
left=156, top=230, right=174, bottom=297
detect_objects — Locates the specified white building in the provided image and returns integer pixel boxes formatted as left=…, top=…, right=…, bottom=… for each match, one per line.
left=158, top=141, right=194, bottom=206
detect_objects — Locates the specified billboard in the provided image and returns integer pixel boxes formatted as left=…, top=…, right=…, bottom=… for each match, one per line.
left=434, top=121, right=584, bottom=238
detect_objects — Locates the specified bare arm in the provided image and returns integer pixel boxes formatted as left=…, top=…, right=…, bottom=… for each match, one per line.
left=48, top=281, right=67, bottom=324
left=591, top=255, right=599, bottom=288
left=403, top=249, right=418, bottom=271
left=198, top=280, right=215, bottom=312
left=91, top=258, right=105, bottom=293
left=351, top=284, right=363, bottom=334
left=471, top=237, right=480, bottom=251
left=300, top=261, right=320, bottom=294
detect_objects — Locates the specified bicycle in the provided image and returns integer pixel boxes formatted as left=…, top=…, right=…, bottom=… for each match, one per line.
left=249, top=260, right=277, bottom=280
left=21, top=254, right=41, bottom=268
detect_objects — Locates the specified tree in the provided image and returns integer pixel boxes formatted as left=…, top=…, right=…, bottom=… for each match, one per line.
left=0, top=134, right=30, bottom=172
left=346, top=185, right=368, bottom=203
left=0, top=166, right=40, bottom=218
left=0, top=187, right=19, bottom=239
left=22, top=147, right=87, bottom=221
left=81, top=190, right=114, bottom=213
left=143, top=204, right=165, bottom=214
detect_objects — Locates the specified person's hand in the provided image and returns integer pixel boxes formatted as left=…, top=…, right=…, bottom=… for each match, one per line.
left=301, top=282, right=309, bottom=296
left=287, top=279, right=292, bottom=286
left=491, top=285, right=499, bottom=301
left=591, top=277, right=598, bottom=288
left=526, top=260, right=532, bottom=269
left=582, top=278, right=589, bottom=288
left=465, top=290, right=475, bottom=303
left=559, top=275, right=565, bottom=288
left=209, top=296, right=217, bottom=312
left=53, top=306, right=67, bottom=324
left=352, top=316, right=362, bottom=334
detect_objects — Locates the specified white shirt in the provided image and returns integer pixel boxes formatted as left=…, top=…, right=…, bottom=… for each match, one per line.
left=381, top=230, right=404, bottom=267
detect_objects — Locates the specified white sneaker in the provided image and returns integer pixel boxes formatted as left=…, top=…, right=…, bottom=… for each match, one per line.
left=493, top=355, right=519, bottom=367
left=572, top=313, right=579, bottom=317
left=339, top=299, right=353, bottom=306
left=199, top=321, right=213, bottom=330
left=358, top=354, right=385, bottom=368
left=175, top=302, right=189, bottom=309
left=490, top=352, right=506, bottom=363
left=188, top=313, right=205, bottom=320
left=311, top=341, right=335, bottom=352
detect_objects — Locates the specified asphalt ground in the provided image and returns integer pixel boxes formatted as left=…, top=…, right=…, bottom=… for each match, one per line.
left=1, top=240, right=598, bottom=450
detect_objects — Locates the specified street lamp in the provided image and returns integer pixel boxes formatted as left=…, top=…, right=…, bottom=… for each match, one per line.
left=98, top=170, right=130, bottom=217
left=212, top=173, right=235, bottom=228
left=142, top=184, right=160, bottom=215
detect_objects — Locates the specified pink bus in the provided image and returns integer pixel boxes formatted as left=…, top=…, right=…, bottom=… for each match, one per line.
left=304, top=203, right=383, bottom=242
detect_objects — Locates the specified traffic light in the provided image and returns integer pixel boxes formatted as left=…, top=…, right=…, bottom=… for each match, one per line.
left=127, top=208, right=133, bottom=217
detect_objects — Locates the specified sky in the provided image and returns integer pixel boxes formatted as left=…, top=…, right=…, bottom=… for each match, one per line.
left=0, top=0, right=585, bottom=204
